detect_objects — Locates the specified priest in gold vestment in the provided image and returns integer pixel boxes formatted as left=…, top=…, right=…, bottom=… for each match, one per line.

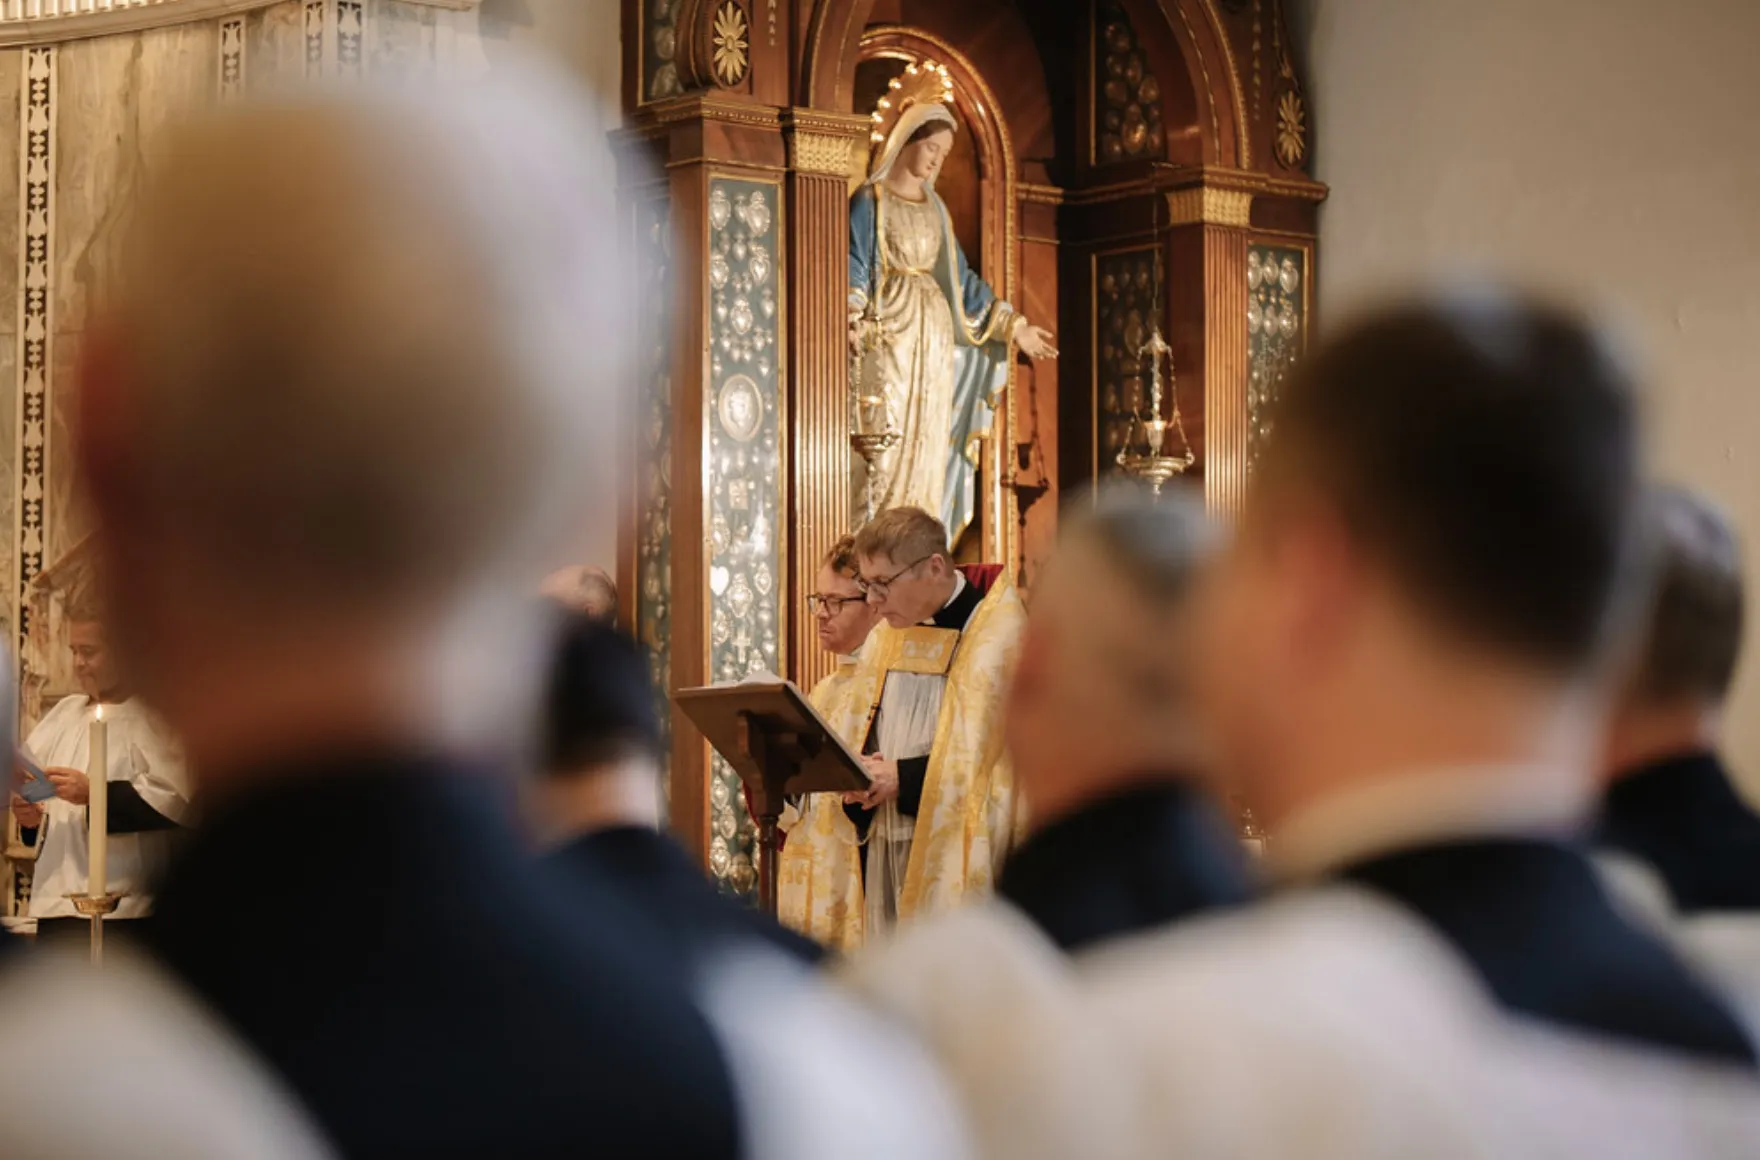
left=781, top=508, right=1025, bottom=950
left=780, top=535, right=881, bottom=952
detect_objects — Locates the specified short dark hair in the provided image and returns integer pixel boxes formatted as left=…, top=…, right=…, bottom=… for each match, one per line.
left=1632, top=485, right=1744, bottom=704
left=543, top=613, right=663, bottom=775
left=1260, top=288, right=1648, bottom=674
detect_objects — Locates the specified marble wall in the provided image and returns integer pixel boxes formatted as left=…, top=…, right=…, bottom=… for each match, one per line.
left=0, top=0, right=623, bottom=708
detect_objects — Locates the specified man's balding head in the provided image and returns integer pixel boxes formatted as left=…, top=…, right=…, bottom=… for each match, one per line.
left=1007, top=486, right=1220, bottom=825
left=79, top=60, right=631, bottom=761
left=1603, top=485, right=1745, bottom=780
left=86, top=67, right=622, bottom=621
left=1628, top=485, right=1744, bottom=709
left=542, top=565, right=618, bottom=623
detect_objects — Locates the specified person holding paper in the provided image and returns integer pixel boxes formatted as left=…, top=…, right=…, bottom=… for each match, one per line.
left=782, top=507, right=1025, bottom=947
left=11, top=611, right=187, bottom=945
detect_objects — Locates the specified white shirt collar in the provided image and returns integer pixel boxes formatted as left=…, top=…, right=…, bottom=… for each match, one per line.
left=924, top=572, right=967, bottom=624
left=1267, top=764, right=1591, bottom=884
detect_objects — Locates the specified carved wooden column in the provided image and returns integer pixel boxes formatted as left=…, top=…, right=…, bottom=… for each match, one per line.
left=1164, top=183, right=1253, bottom=515
left=782, top=109, right=864, bottom=694
left=1162, top=174, right=1321, bottom=516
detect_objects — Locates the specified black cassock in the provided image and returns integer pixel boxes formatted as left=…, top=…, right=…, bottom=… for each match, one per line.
left=998, top=780, right=1256, bottom=953
left=1597, top=749, right=1760, bottom=913
left=1342, top=836, right=1758, bottom=1067
left=142, top=754, right=743, bottom=1160
left=546, top=825, right=825, bottom=965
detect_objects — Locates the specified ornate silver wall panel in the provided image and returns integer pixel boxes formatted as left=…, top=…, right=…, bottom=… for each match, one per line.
left=1245, top=244, right=1305, bottom=469
left=1095, top=247, right=1159, bottom=468
left=636, top=196, right=673, bottom=788
left=704, top=176, right=782, bottom=900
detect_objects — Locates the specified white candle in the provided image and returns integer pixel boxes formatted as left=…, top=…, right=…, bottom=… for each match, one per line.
left=87, top=705, right=107, bottom=899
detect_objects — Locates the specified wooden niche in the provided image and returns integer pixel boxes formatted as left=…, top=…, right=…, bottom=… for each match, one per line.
left=617, top=0, right=1325, bottom=883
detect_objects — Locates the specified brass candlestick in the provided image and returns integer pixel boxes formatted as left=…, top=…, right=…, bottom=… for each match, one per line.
left=1114, top=326, right=1195, bottom=495
left=67, top=892, right=123, bottom=965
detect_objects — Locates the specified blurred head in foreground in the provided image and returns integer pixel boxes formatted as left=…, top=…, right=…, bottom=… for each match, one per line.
left=535, top=612, right=664, bottom=837
left=1007, top=484, right=1219, bottom=828
left=1603, top=484, right=1744, bottom=778
left=542, top=564, right=619, bottom=624
left=1196, top=288, right=1651, bottom=830
left=76, top=60, right=629, bottom=781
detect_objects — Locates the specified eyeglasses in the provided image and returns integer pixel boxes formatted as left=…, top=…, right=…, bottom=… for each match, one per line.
left=858, top=554, right=936, bottom=599
left=807, top=593, right=866, bottom=617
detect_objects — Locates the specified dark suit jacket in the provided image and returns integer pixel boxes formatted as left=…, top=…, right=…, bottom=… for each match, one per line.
left=1598, top=749, right=1760, bottom=914
left=143, top=754, right=742, bottom=1159
left=1341, top=837, right=1757, bottom=1067
left=546, top=826, right=825, bottom=966
left=997, top=781, right=1255, bottom=953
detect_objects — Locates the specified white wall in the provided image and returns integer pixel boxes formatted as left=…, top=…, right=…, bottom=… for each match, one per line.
left=1292, top=0, right=1760, bottom=791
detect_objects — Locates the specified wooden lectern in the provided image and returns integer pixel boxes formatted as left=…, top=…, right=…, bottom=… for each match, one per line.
left=673, top=680, right=868, bottom=914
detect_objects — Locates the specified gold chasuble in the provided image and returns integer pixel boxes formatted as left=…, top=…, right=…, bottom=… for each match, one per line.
left=780, top=574, right=1026, bottom=951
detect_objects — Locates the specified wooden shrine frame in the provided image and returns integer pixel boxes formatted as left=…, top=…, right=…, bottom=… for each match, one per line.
left=617, top=0, right=1326, bottom=879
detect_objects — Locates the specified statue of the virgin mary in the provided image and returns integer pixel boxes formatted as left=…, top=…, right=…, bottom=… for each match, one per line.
left=849, top=62, right=1056, bottom=542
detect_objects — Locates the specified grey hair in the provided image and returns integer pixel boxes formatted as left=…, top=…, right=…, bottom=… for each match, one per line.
left=1058, top=482, right=1220, bottom=607
left=1047, top=483, right=1220, bottom=717
left=1632, top=483, right=1744, bottom=702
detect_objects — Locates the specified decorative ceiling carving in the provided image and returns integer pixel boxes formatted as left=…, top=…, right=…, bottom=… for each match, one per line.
left=0, top=0, right=478, bottom=49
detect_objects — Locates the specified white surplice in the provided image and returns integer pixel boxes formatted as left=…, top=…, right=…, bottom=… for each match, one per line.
left=0, top=946, right=334, bottom=1159
left=698, top=947, right=973, bottom=1160
left=25, top=695, right=190, bottom=920
left=1598, top=850, right=1760, bottom=1042
left=845, top=889, right=1760, bottom=1160
left=863, top=573, right=967, bottom=933
left=842, top=768, right=1760, bottom=1160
